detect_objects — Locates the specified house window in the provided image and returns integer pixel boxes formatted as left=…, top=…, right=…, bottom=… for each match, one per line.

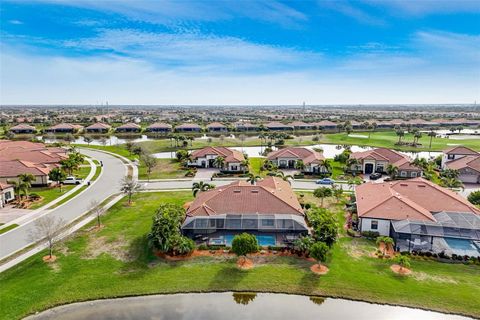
left=261, top=219, right=275, bottom=227
left=411, top=171, right=417, bottom=177
left=231, top=166, right=238, bottom=171
left=371, top=220, right=378, bottom=230
left=447, top=154, right=455, bottom=160
left=376, top=165, right=384, bottom=172
left=400, top=171, right=407, bottom=177
left=4, top=192, right=12, bottom=200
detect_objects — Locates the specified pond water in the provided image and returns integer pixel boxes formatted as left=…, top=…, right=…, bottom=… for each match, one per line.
left=153, top=144, right=442, bottom=160
left=41, top=135, right=154, bottom=146
left=26, top=292, right=472, bottom=320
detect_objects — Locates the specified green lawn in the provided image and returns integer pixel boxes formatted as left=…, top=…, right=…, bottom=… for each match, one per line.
left=138, top=159, right=188, bottom=180
left=90, top=165, right=102, bottom=181
left=1, top=191, right=478, bottom=320
left=0, top=224, right=19, bottom=235
left=29, top=186, right=75, bottom=209
left=48, top=185, right=88, bottom=209
left=248, top=157, right=265, bottom=177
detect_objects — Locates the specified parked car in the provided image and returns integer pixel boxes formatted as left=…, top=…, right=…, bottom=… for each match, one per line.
left=316, top=178, right=335, bottom=185
left=369, top=173, right=382, bottom=180
left=63, top=176, right=83, bottom=185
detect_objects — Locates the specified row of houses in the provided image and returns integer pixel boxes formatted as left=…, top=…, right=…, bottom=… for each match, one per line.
left=9, top=117, right=480, bottom=134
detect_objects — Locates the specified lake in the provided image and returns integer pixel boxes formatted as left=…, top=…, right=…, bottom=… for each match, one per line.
left=25, top=292, right=472, bottom=320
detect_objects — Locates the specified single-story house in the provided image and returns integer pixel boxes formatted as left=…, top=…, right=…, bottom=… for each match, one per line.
left=234, top=122, right=258, bottom=132
left=85, top=122, right=111, bottom=133
left=188, top=147, right=246, bottom=172
left=312, top=120, right=338, bottom=131
left=355, top=178, right=480, bottom=256
left=267, top=147, right=327, bottom=174
left=206, top=122, right=228, bottom=132
left=290, top=121, right=314, bottom=130
left=9, top=124, right=36, bottom=134
left=349, top=147, right=423, bottom=178
left=265, top=121, right=293, bottom=131
left=182, top=177, right=308, bottom=246
left=175, top=123, right=202, bottom=132
left=442, top=146, right=480, bottom=184
left=0, top=160, right=51, bottom=185
left=115, top=123, right=141, bottom=133
left=0, top=182, right=15, bottom=208
left=44, top=123, right=83, bottom=133
left=145, top=122, right=172, bottom=133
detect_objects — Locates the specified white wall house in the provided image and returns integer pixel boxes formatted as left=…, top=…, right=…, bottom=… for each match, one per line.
left=359, top=218, right=391, bottom=236
left=188, top=147, right=246, bottom=173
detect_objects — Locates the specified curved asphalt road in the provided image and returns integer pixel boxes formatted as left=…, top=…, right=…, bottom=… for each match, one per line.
left=0, top=149, right=126, bottom=260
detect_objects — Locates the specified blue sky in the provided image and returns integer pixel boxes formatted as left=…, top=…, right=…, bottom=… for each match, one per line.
left=1, top=0, right=479, bottom=105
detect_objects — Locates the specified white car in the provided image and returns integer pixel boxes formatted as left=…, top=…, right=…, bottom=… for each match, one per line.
left=63, top=176, right=83, bottom=185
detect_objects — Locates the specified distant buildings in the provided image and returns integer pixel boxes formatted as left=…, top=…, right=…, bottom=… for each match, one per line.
left=206, top=122, right=228, bottom=132
left=85, top=122, right=111, bottom=133
left=115, top=123, right=141, bottom=133
left=45, top=123, right=83, bottom=134
left=9, top=124, right=36, bottom=134
left=175, top=123, right=202, bottom=133
left=146, top=122, right=172, bottom=133
left=265, top=121, right=293, bottom=131
left=182, top=177, right=308, bottom=246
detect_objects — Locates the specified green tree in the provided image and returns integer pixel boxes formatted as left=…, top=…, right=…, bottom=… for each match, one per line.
left=141, top=154, right=157, bottom=181
left=192, top=181, right=215, bottom=196
left=213, top=156, right=225, bottom=169
left=231, top=233, right=258, bottom=263
left=386, top=164, right=398, bottom=179
left=48, top=168, right=67, bottom=192
left=295, top=160, right=305, bottom=171
left=396, top=255, right=411, bottom=272
left=319, top=159, right=332, bottom=173
left=293, top=235, right=315, bottom=255
left=125, top=141, right=135, bottom=155
left=332, top=185, right=344, bottom=203
left=83, top=136, right=93, bottom=145
left=246, top=173, right=261, bottom=185
left=376, top=236, right=394, bottom=256
left=427, top=130, right=436, bottom=149
left=310, top=241, right=329, bottom=268
left=240, top=159, right=249, bottom=174
left=307, top=208, right=338, bottom=247
left=175, top=149, right=189, bottom=162
left=467, top=190, right=480, bottom=206
left=18, top=173, right=35, bottom=199
left=313, top=187, right=332, bottom=207
left=395, top=129, right=404, bottom=144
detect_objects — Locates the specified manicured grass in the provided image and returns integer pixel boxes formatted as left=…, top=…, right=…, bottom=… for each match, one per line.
left=75, top=166, right=92, bottom=179
left=138, top=159, right=188, bottom=180
left=90, top=165, right=102, bottom=181
left=248, top=157, right=265, bottom=177
left=1, top=192, right=478, bottom=320
left=74, top=144, right=136, bottom=160
left=29, top=186, right=75, bottom=209
left=47, top=185, right=88, bottom=209
left=0, top=224, right=19, bottom=235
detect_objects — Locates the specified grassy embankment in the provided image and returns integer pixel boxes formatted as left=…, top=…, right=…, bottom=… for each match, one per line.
left=0, top=191, right=478, bottom=320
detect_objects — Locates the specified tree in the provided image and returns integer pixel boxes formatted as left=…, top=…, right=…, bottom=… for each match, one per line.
left=427, top=130, right=436, bottom=149
left=313, top=187, right=332, bottom=207
left=239, top=134, right=246, bottom=151
left=7, top=180, right=27, bottom=202
left=63, top=133, right=75, bottom=144
left=141, top=154, right=157, bottom=181
left=396, top=255, right=411, bottom=272
left=83, top=136, right=93, bottom=145
left=192, top=181, right=215, bottom=196
left=120, top=177, right=142, bottom=205
left=175, top=149, right=189, bottom=162
left=231, top=233, right=258, bottom=264
left=240, top=159, right=249, bottom=174
left=89, top=200, right=105, bottom=228
left=467, top=190, right=480, bottom=206
left=125, top=141, right=135, bottom=155
left=293, top=235, right=315, bottom=255
left=295, top=159, right=305, bottom=171
left=386, top=164, right=398, bottom=179
left=246, top=173, right=261, bottom=185
left=213, top=156, right=225, bottom=169
left=48, top=167, right=67, bottom=192
left=319, top=159, right=332, bottom=173
left=18, top=173, right=35, bottom=199
left=29, top=215, right=66, bottom=259
left=376, top=236, right=394, bottom=256
left=310, top=241, right=329, bottom=269
left=307, top=208, right=338, bottom=247
left=441, top=177, right=464, bottom=190
left=148, top=203, right=194, bottom=255
left=332, top=185, right=344, bottom=203
left=395, top=129, right=404, bottom=144
left=413, top=131, right=422, bottom=145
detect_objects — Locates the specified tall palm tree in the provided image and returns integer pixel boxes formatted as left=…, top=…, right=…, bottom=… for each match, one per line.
left=18, top=173, right=35, bottom=199
left=427, top=130, right=436, bottom=149
left=246, top=173, right=261, bottom=185
left=395, top=129, right=404, bottom=144
left=275, top=171, right=293, bottom=184
left=240, top=159, right=250, bottom=174
left=192, top=181, right=215, bottom=196
left=319, top=159, right=332, bottom=173
left=295, top=160, right=305, bottom=171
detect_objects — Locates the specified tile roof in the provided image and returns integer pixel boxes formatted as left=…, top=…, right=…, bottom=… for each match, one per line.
left=175, top=123, right=202, bottom=129
left=443, top=146, right=479, bottom=156
left=85, top=122, right=111, bottom=130
left=351, top=148, right=420, bottom=170
left=191, top=147, right=245, bottom=163
left=47, top=123, right=84, bottom=130
left=265, top=121, right=293, bottom=129
left=446, top=155, right=480, bottom=173
left=147, top=122, right=172, bottom=129
left=267, top=147, right=325, bottom=164
left=355, top=178, right=480, bottom=222
left=313, top=120, right=337, bottom=127
left=206, top=122, right=227, bottom=128
left=0, top=160, right=52, bottom=177
left=10, top=124, right=36, bottom=131
left=186, top=177, right=303, bottom=217
left=116, top=123, right=141, bottom=129
left=0, top=182, right=13, bottom=190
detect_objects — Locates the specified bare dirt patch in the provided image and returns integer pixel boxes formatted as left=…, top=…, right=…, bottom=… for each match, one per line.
left=237, top=257, right=254, bottom=270
left=411, top=271, right=458, bottom=284
left=310, top=264, right=329, bottom=275
left=390, top=264, right=412, bottom=275
left=84, top=235, right=133, bottom=262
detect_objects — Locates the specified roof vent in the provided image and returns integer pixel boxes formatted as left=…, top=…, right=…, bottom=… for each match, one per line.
left=251, top=190, right=259, bottom=193
left=233, top=190, right=241, bottom=193
left=400, top=183, right=408, bottom=186
left=418, top=185, right=426, bottom=188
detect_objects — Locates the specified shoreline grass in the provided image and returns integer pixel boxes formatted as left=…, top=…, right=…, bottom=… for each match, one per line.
left=0, top=192, right=478, bottom=320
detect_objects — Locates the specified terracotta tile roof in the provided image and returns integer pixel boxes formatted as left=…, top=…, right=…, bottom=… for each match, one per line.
left=443, top=146, right=479, bottom=156
left=351, top=148, right=418, bottom=170
left=47, top=123, right=83, bottom=130
left=85, top=122, right=111, bottom=130
left=355, top=178, right=480, bottom=222
left=267, top=147, right=324, bottom=164
left=290, top=121, right=312, bottom=127
left=206, top=122, right=227, bottom=128
left=147, top=122, right=172, bottom=129
left=10, top=124, right=36, bottom=131
left=265, top=121, right=293, bottom=129
left=191, top=147, right=245, bottom=163
left=446, top=155, right=480, bottom=173
left=116, top=123, right=141, bottom=129
left=313, top=120, right=337, bottom=127
left=0, top=182, right=13, bottom=190
left=186, top=177, right=303, bottom=217
left=175, top=123, right=202, bottom=129
left=234, top=122, right=258, bottom=128
left=0, top=160, right=52, bottom=177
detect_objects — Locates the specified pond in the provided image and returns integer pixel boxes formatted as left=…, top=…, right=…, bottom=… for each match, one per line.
left=25, top=292, right=472, bottom=320
left=153, top=144, right=442, bottom=160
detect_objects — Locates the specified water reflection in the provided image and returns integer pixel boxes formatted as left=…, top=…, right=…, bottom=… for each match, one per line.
left=232, top=292, right=257, bottom=305
left=26, top=292, right=473, bottom=320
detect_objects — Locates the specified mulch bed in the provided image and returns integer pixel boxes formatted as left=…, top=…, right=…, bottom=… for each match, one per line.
left=310, top=264, right=329, bottom=275
left=390, top=264, right=412, bottom=275
left=42, top=255, right=57, bottom=263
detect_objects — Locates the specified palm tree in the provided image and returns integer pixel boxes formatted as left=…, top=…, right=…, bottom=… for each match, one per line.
left=441, top=177, right=464, bottom=190
left=332, top=185, right=344, bottom=203
left=319, top=159, right=332, bottom=173
left=395, top=129, right=404, bottom=144
left=346, top=158, right=360, bottom=173
left=275, top=171, right=293, bottom=184
left=386, top=164, right=398, bottom=179
left=427, top=130, right=436, bottom=149
left=192, top=181, right=215, bottom=196
left=246, top=173, right=261, bottom=185
left=7, top=180, right=23, bottom=202
left=213, top=156, right=225, bottom=170
left=18, top=173, right=35, bottom=199
left=295, top=160, right=305, bottom=171
left=240, top=159, right=250, bottom=174
left=413, top=131, right=422, bottom=145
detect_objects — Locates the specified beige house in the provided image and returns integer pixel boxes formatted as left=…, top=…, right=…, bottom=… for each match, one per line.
left=267, top=147, right=327, bottom=174
left=0, top=182, right=14, bottom=208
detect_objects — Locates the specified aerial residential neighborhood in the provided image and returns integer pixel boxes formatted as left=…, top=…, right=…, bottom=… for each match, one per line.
left=1, top=1, right=479, bottom=320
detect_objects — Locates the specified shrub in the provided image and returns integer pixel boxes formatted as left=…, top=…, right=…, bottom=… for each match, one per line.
left=310, top=242, right=329, bottom=264
left=231, top=233, right=258, bottom=257
left=467, top=190, right=480, bottom=205
left=148, top=203, right=186, bottom=254
left=346, top=228, right=355, bottom=237
left=293, top=236, right=315, bottom=254
left=361, top=231, right=379, bottom=239
left=197, top=244, right=208, bottom=250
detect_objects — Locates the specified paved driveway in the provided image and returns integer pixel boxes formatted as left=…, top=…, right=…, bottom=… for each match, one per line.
left=0, top=207, right=32, bottom=224
left=193, top=168, right=219, bottom=181
left=0, top=149, right=126, bottom=260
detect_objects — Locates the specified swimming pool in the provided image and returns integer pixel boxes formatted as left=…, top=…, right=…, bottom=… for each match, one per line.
left=225, top=234, right=276, bottom=247
left=444, top=238, right=477, bottom=251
